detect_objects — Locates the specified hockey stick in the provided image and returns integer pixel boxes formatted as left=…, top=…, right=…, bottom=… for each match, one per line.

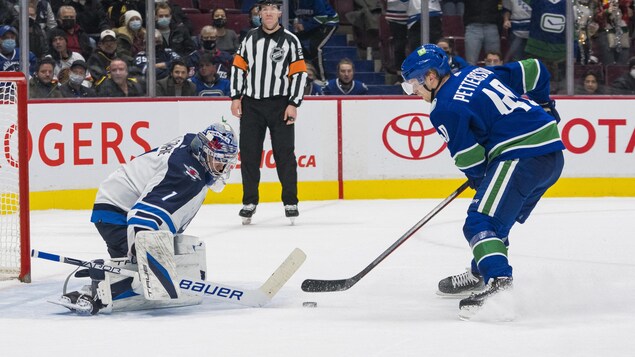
left=33, top=248, right=306, bottom=307
left=301, top=181, right=470, bottom=292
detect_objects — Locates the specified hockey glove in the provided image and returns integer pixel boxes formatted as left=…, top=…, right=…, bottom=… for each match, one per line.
left=539, top=100, right=561, bottom=124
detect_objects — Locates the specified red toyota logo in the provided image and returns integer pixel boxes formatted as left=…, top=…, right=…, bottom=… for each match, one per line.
left=382, top=113, right=447, bottom=160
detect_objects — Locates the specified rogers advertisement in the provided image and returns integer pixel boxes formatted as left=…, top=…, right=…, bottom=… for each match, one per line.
left=0, top=97, right=633, bottom=192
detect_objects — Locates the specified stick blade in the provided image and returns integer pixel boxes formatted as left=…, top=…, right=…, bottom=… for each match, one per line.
left=301, top=278, right=356, bottom=292
left=258, top=248, right=306, bottom=300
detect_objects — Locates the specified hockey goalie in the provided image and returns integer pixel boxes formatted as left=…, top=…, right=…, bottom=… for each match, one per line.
left=55, top=122, right=239, bottom=314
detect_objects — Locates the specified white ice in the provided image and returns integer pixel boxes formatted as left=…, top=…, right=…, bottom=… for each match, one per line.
left=1, top=197, right=634, bottom=356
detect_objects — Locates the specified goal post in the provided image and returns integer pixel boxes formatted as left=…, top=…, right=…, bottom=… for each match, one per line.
left=0, top=72, right=31, bottom=283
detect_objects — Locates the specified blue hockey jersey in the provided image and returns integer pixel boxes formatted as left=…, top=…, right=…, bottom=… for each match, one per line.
left=91, top=134, right=211, bottom=242
left=323, top=78, right=368, bottom=95
left=190, top=74, right=230, bottom=96
left=430, top=59, right=565, bottom=181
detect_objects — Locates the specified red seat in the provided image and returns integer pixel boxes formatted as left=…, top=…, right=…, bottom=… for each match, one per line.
left=188, top=12, right=212, bottom=35
left=442, top=15, right=464, bottom=37
left=226, top=13, right=250, bottom=33
left=332, top=0, right=354, bottom=25
left=605, top=64, right=628, bottom=86
left=181, top=7, right=201, bottom=14
left=199, top=0, right=237, bottom=13
left=171, top=0, right=194, bottom=9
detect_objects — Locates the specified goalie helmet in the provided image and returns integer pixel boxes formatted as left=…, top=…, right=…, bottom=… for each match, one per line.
left=401, top=44, right=451, bottom=86
left=191, top=122, right=238, bottom=190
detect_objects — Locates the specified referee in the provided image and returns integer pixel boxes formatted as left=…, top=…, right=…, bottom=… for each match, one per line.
left=230, top=0, right=308, bottom=222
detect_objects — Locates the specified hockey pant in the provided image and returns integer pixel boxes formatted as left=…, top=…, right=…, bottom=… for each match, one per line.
left=463, top=151, right=564, bottom=284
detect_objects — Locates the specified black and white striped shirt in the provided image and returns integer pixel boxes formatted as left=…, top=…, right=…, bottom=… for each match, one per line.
left=230, top=26, right=308, bottom=106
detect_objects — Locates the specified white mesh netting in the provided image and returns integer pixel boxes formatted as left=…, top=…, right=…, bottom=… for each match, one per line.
left=0, top=79, right=22, bottom=279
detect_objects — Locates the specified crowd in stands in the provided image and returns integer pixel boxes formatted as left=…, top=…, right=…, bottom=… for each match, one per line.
left=2, top=0, right=635, bottom=98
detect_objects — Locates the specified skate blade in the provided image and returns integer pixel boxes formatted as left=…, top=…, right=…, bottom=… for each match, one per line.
left=436, top=287, right=485, bottom=299
left=289, top=217, right=295, bottom=225
left=48, top=299, right=94, bottom=315
left=241, top=217, right=252, bottom=225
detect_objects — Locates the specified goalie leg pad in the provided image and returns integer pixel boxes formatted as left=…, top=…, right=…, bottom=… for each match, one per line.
left=135, top=231, right=180, bottom=300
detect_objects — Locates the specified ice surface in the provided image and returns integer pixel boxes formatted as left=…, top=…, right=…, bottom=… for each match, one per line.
left=1, top=198, right=634, bottom=356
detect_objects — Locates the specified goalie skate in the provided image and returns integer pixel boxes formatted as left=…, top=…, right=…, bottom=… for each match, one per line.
left=49, top=291, right=103, bottom=315
left=239, top=204, right=257, bottom=225
left=437, top=268, right=485, bottom=298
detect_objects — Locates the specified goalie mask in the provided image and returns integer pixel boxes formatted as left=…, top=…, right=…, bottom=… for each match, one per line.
left=401, top=44, right=451, bottom=98
left=191, top=122, right=238, bottom=192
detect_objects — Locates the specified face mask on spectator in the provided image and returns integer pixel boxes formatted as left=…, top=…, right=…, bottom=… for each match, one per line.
left=631, top=69, right=635, bottom=79
left=129, top=20, right=142, bottom=31
left=69, top=73, right=84, bottom=85
left=213, top=18, right=227, bottom=28
left=60, top=19, right=75, bottom=29
left=202, top=40, right=216, bottom=50
left=251, top=16, right=261, bottom=27
left=1, top=39, right=16, bottom=52
left=157, top=17, right=171, bottom=28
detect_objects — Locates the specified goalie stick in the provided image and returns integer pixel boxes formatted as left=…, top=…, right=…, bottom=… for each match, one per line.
left=301, top=181, right=469, bottom=292
left=33, top=248, right=306, bottom=307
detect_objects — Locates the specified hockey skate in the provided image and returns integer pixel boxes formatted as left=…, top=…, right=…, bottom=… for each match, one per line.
left=284, top=204, right=299, bottom=225
left=437, top=268, right=485, bottom=298
left=49, top=265, right=109, bottom=315
left=239, top=204, right=257, bottom=225
left=458, top=276, right=513, bottom=321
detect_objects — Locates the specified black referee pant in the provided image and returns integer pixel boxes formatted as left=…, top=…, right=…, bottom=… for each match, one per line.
left=240, top=96, right=298, bottom=206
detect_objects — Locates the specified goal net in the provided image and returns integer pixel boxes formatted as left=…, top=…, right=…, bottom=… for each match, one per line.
left=0, top=72, right=30, bottom=283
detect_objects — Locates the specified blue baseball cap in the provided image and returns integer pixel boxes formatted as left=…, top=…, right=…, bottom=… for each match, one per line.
left=0, top=25, right=18, bottom=37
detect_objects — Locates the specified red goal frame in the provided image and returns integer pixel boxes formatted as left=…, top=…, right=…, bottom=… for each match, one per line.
left=0, top=72, right=31, bottom=283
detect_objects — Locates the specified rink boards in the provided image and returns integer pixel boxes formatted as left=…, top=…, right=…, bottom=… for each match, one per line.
left=6, top=96, right=635, bottom=209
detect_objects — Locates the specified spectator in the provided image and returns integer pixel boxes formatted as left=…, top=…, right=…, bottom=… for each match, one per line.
left=32, top=0, right=57, bottom=30
left=115, top=9, right=146, bottom=57
left=29, top=57, right=62, bottom=98
left=502, top=0, right=532, bottom=63
left=594, top=0, right=631, bottom=65
left=59, top=59, right=96, bottom=98
left=323, top=58, right=369, bottom=95
left=186, top=25, right=234, bottom=80
left=576, top=69, right=605, bottom=95
left=407, top=0, right=443, bottom=52
left=103, top=0, right=146, bottom=28
left=96, top=58, right=145, bottom=97
left=525, top=0, right=566, bottom=93
left=134, top=29, right=180, bottom=80
left=483, top=51, right=503, bottom=66
left=157, top=0, right=194, bottom=34
left=385, top=0, right=410, bottom=75
left=462, top=0, right=501, bottom=65
left=436, top=37, right=468, bottom=73
left=610, top=56, right=635, bottom=94
left=304, top=62, right=323, bottom=95
left=211, top=8, right=240, bottom=53
left=47, top=28, right=86, bottom=82
left=190, top=52, right=230, bottom=96
left=88, top=29, right=135, bottom=85
left=155, top=2, right=196, bottom=58
left=0, top=25, right=37, bottom=75
left=573, top=0, right=598, bottom=65
left=240, top=4, right=261, bottom=41
left=156, top=59, right=196, bottom=96
left=0, top=1, right=18, bottom=27
left=289, top=0, right=339, bottom=82
left=54, top=5, right=93, bottom=59
left=26, top=3, right=50, bottom=58
left=442, top=0, right=465, bottom=16
left=345, top=0, right=381, bottom=62
left=66, top=0, right=109, bottom=35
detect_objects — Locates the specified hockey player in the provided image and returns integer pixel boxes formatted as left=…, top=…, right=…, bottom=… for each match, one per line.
left=61, top=122, right=238, bottom=314
left=400, top=44, right=565, bottom=319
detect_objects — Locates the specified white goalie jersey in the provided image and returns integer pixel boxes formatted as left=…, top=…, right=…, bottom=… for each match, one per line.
left=90, top=134, right=210, bottom=250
